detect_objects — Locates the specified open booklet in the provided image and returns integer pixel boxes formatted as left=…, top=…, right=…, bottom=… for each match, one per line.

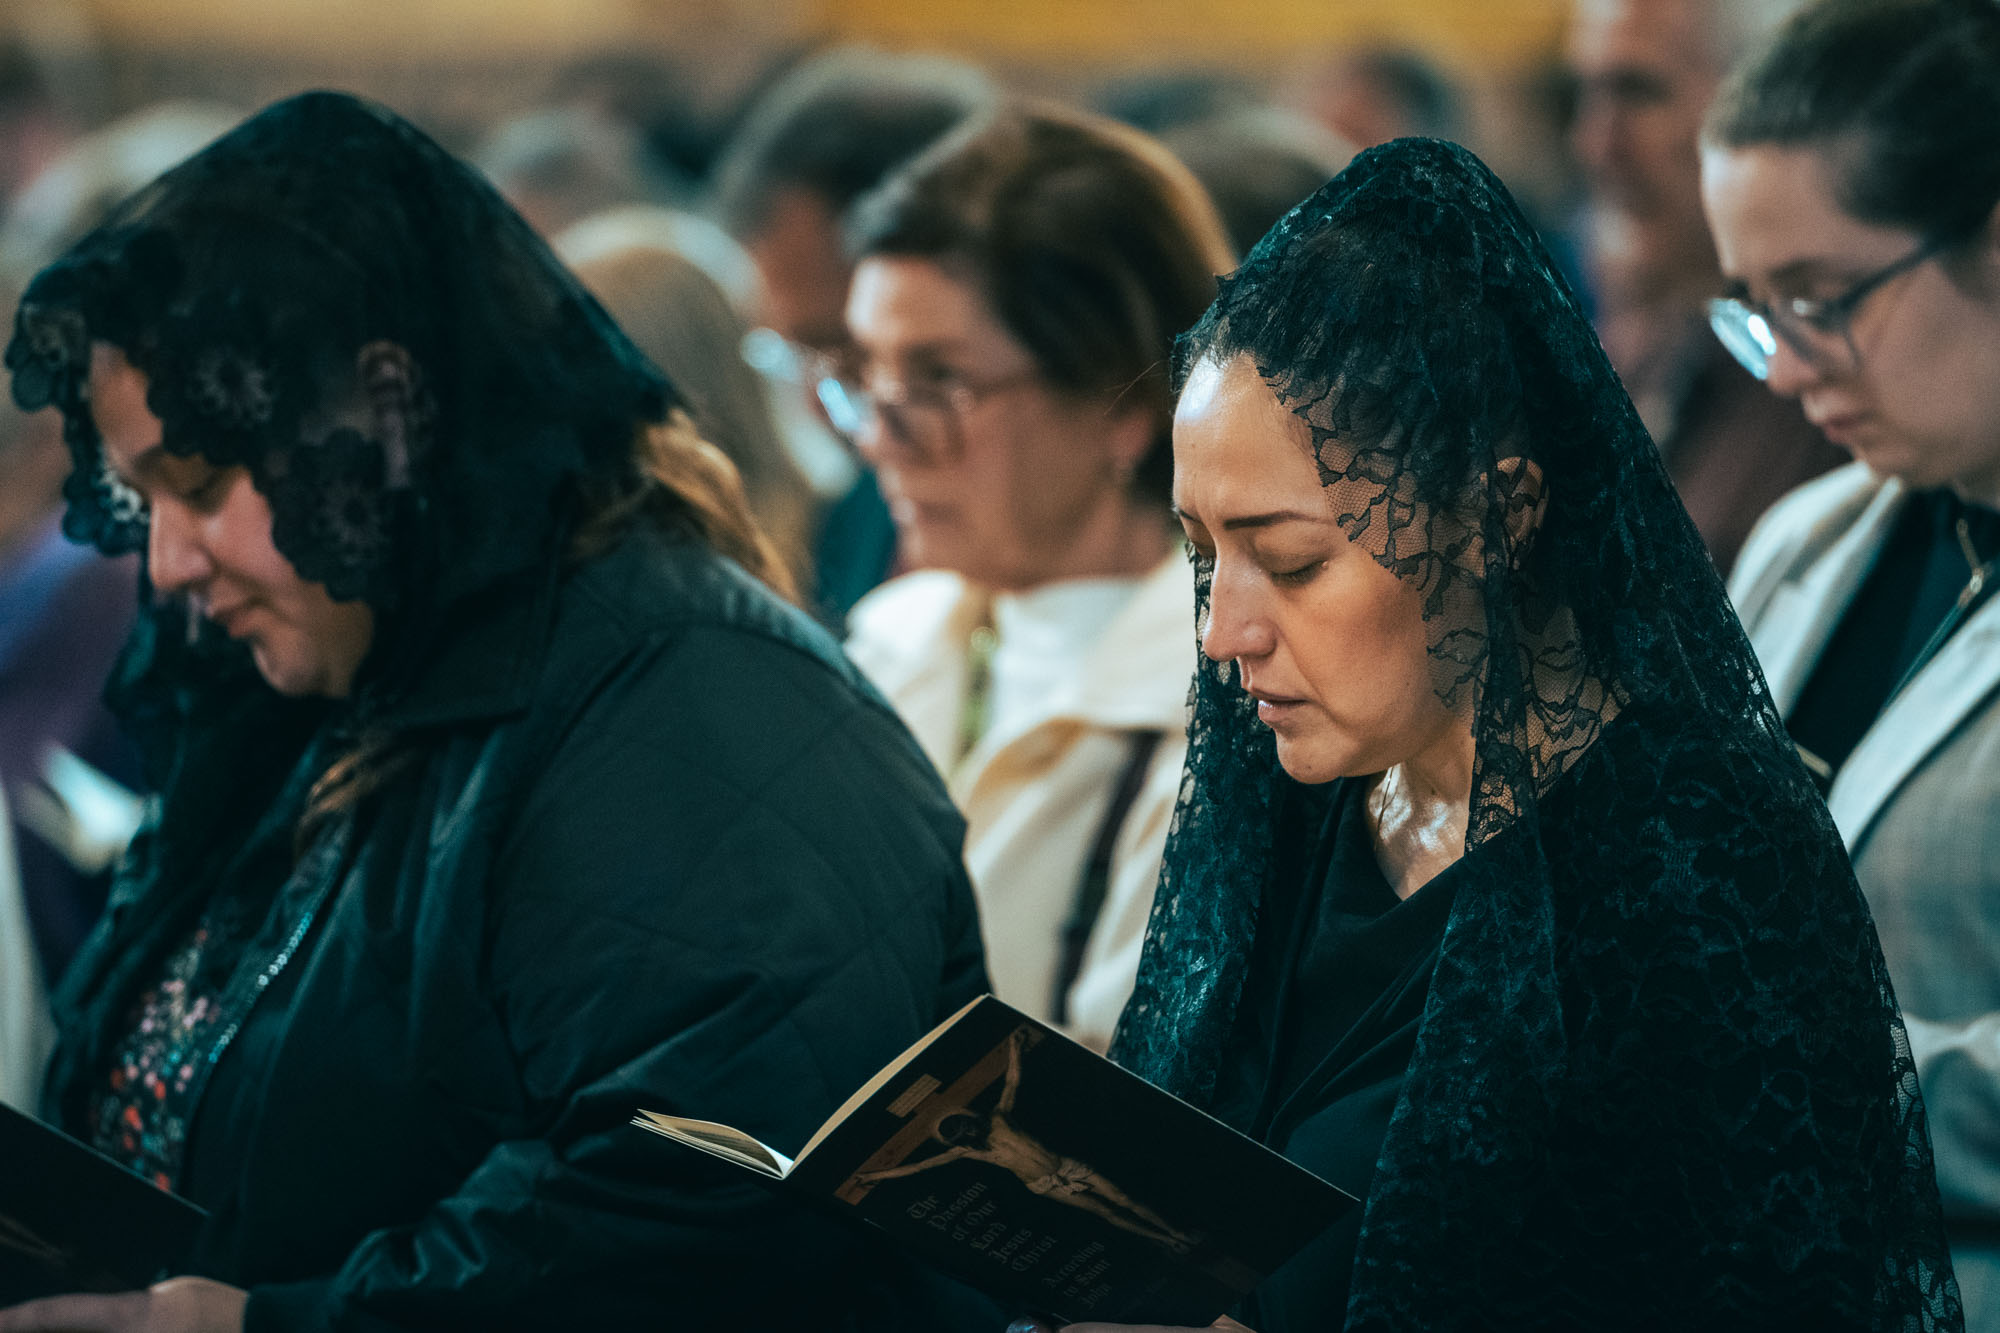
left=632, top=994, right=1353, bottom=1326
left=0, top=1102, right=207, bottom=1306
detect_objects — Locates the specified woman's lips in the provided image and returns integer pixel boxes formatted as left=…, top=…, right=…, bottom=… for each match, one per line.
left=1808, top=411, right=1867, bottom=448
left=205, top=601, right=254, bottom=638
left=885, top=494, right=957, bottom=528
left=1247, top=687, right=1308, bottom=725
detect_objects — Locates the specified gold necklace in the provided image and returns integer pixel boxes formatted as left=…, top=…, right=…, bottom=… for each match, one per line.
left=957, top=620, right=999, bottom=765
left=1884, top=512, right=2000, bottom=706
left=1954, top=515, right=1998, bottom=609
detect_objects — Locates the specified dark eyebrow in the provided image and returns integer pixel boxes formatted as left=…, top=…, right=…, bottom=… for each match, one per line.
left=1582, top=69, right=1673, bottom=106
left=898, top=337, right=979, bottom=362
left=114, top=442, right=169, bottom=487
left=1221, top=509, right=1330, bottom=531
left=1740, top=256, right=1853, bottom=295
left=1720, top=265, right=1825, bottom=306
left=1170, top=505, right=1329, bottom=531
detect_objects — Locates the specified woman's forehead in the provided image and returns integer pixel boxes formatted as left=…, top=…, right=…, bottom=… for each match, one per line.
left=1173, top=354, right=1325, bottom=518
left=1701, top=142, right=1912, bottom=284
left=847, top=254, right=1014, bottom=356
left=1174, top=352, right=1294, bottom=433
left=86, top=343, right=165, bottom=472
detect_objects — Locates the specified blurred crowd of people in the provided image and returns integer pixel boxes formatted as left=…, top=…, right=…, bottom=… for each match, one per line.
left=0, top=19, right=1415, bottom=1106
left=2, top=0, right=1997, bottom=1326
left=1, top=0, right=1853, bottom=1083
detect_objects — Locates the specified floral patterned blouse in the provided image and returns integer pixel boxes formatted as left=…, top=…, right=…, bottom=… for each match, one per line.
left=87, top=920, right=234, bottom=1190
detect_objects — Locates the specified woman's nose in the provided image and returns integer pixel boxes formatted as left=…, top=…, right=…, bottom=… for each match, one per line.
left=1762, top=339, right=1825, bottom=399
left=147, top=502, right=213, bottom=595
left=851, top=409, right=892, bottom=468
left=857, top=414, right=947, bottom=480
left=1200, top=563, right=1275, bottom=665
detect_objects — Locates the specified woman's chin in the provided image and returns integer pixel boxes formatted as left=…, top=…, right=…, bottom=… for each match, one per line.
left=1850, top=437, right=1941, bottom=490
left=892, top=525, right=955, bottom=576
left=249, top=641, right=324, bottom=699
left=252, top=662, right=309, bottom=698
left=1271, top=732, right=1358, bottom=787
left=902, top=532, right=1025, bottom=588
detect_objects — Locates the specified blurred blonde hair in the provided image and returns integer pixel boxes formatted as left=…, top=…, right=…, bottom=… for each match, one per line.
left=560, top=209, right=817, bottom=596
left=572, top=407, right=800, bottom=606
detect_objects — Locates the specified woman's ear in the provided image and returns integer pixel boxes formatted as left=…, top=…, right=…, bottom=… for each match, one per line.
left=1492, top=455, right=1548, bottom=565
left=1099, top=395, right=1160, bottom=490
left=356, top=341, right=422, bottom=487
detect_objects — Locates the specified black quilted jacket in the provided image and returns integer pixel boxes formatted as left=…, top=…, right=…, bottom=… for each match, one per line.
left=44, top=529, right=997, bottom=1332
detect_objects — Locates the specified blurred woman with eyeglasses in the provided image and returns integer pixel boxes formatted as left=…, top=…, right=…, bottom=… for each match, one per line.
left=1701, top=0, right=2000, bottom=1318
left=836, top=103, right=1235, bottom=1052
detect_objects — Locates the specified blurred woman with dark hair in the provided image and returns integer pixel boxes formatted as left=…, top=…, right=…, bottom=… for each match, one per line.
left=834, top=102, right=1234, bottom=1053
left=0, top=92, right=988, bottom=1333
left=1702, top=0, right=2000, bottom=1316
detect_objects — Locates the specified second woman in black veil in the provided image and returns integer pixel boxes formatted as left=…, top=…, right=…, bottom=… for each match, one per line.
left=1082, top=138, right=1961, bottom=1330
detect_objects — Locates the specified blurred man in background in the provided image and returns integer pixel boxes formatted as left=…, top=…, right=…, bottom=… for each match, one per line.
left=1161, top=106, right=1353, bottom=256
left=712, top=48, right=993, bottom=364
left=1567, top=0, right=1841, bottom=573
left=1288, top=45, right=1462, bottom=150
left=475, top=104, right=688, bottom=236
left=710, top=48, right=994, bottom=624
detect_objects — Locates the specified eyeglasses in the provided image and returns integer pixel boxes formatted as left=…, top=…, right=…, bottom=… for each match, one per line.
left=1707, top=233, right=1954, bottom=382
left=805, top=354, right=1040, bottom=461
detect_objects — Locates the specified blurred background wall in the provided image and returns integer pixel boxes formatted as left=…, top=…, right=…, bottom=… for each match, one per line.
left=2, top=0, right=1569, bottom=172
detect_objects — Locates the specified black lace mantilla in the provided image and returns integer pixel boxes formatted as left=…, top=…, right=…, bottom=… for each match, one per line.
left=1110, top=139, right=1960, bottom=1329
left=6, top=91, right=674, bottom=686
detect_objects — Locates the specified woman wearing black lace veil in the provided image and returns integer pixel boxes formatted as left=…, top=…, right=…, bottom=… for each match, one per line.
left=1071, top=138, right=1962, bottom=1331
left=0, top=93, right=992, bottom=1333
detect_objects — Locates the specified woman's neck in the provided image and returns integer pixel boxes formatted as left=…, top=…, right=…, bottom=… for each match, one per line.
left=991, top=493, right=1172, bottom=592
left=1367, top=722, right=1476, bottom=901
left=1951, top=462, right=2000, bottom=513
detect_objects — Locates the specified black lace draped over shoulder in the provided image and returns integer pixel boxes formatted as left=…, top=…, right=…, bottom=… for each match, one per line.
left=6, top=91, right=675, bottom=737
left=1110, top=139, right=1960, bottom=1330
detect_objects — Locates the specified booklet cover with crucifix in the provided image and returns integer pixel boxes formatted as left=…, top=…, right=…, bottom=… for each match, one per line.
left=630, top=994, right=1353, bottom=1326
left=0, top=1102, right=207, bottom=1306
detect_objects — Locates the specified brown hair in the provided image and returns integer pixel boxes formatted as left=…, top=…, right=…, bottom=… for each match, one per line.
left=845, top=100, right=1236, bottom=506
left=571, top=409, right=799, bottom=602
left=1704, top=0, right=2000, bottom=245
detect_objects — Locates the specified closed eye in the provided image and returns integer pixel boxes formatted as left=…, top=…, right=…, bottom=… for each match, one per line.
left=174, top=473, right=227, bottom=511
left=187, top=471, right=228, bottom=505
left=1271, top=560, right=1326, bottom=587
left=154, top=460, right=230, bottom=512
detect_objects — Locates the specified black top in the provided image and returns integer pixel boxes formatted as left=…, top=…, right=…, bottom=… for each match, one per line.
left=1213, top=780, right=1461, bottom=1332
left=1789, top=490, right=2000, bottom=786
